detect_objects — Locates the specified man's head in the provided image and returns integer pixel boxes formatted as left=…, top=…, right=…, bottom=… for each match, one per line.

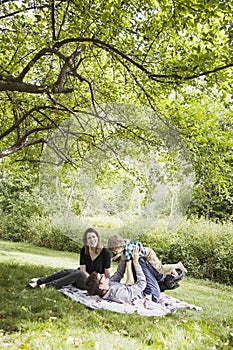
left=107, top=235, right=124, bottom=254
left=86, top=272, right=110, bottom=296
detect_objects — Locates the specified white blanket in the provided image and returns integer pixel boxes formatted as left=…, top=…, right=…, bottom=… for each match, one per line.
left=59, top=285, right=202, bottom=317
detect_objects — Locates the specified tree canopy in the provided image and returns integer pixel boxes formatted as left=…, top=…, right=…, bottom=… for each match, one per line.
left=0, top=0, right=232, bottom=220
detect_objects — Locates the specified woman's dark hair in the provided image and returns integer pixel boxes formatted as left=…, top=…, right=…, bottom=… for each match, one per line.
left=83, top=228, right=102, bottom=255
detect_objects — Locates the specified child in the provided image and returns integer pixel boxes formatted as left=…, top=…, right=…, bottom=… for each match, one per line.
left=107, top=235, right=187, bottom=285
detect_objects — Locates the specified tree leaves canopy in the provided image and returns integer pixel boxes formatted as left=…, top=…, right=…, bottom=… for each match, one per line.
left=0, top=0, right=232, bottom=220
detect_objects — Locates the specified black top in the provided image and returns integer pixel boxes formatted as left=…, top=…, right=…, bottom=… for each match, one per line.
left=79, top=246, right=111, bottom=274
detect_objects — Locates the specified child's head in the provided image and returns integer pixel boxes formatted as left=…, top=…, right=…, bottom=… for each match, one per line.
left=107, top=235, right=124, bottom=254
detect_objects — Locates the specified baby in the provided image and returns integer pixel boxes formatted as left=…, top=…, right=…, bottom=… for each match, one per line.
left=107, top=235, right=187, bottom=285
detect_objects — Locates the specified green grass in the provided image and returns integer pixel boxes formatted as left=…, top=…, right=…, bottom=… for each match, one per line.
left=0, top=240, right=232, bottom=349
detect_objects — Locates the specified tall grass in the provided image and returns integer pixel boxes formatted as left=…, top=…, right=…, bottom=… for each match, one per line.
left=0, top=240, right=233, bottom=350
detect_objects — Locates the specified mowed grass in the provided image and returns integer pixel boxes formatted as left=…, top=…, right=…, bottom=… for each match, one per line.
left=0, top=240, right=232, bottom=350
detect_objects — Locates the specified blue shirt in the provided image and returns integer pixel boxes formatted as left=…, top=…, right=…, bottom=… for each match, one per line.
left=122, top=240, right=146, bottom=262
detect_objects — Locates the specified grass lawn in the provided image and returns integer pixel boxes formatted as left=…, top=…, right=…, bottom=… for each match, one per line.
left=0, top=240, right=232, bottom=350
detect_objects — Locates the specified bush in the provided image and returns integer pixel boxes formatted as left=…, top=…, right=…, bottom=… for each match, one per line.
left=0, top=170, right=81, bottom=252
left=27, top=216, right=81, bottom=252
left=140, top=218, right=233, bottom=285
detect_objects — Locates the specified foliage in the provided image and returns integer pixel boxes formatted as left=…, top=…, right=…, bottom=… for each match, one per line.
left=140, top=218, right=233, bottom=285
left=0, top=0, right=233, bottom=219
left=0, top=168, right=81, bottom=251
left=0, top=243, right=233, bottom=349
left=0, top=168, right=42, bottom=241
left=160, top=93, right=233, bottom=220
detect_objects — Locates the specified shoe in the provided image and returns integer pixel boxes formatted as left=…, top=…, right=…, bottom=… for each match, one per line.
left=39, top=283, right=46, bottom=289
left=171, top=271, right=185, bottom=283
left=169, top=282, right=180, bottom=290
left=158, top=281, right=180, bottom=292
left=158, top=282, right=167, bottom=292
left=30, top=277, right=40, bottom=283
left=161, top=271, right=185, bottom=291
left=26, top=282, right=37, bottom=289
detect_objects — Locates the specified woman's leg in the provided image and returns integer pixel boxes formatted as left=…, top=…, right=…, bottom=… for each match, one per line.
left=37, top=269, right=76, bottom=288
left=42, top=269, right=87, bottom=290
left=73, top=270, right=87, bottom=290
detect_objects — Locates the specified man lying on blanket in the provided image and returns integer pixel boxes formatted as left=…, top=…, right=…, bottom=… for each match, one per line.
left=86, top=247, right=184, bottom=304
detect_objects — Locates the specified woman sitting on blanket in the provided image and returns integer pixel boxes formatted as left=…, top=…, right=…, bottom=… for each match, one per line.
left=27, top=228, right=111, bottom=290
left=107, top=235, right=187, bottom=286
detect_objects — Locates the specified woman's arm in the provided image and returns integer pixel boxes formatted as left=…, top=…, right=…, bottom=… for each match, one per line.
left=104, top=268, right=111, bottom=278
left=102, top=247, right=111, bottom=277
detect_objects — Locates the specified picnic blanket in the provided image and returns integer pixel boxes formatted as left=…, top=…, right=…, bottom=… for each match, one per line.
left=59, top=285, right=202, bottom=317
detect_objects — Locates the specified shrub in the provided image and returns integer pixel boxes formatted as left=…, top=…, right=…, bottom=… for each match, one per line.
left=0, top=170, right=81, bottom=252
left=27, top=216, right=81, bottom=252
left=140, top=218, right=233, bottom=285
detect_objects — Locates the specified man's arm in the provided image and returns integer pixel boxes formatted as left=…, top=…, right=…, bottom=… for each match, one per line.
left=110, top=259, right=126, bottom=282
left=131, top=248, right=147, bottom=292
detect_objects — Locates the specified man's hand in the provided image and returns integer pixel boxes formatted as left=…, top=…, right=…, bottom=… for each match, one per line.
left=132, top=247, right=140, bottom=266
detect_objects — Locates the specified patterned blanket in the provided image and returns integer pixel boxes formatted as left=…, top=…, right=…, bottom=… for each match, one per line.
left=59, top=285, right=202, bottom=317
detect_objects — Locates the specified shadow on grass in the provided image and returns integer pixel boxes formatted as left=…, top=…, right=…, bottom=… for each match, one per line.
left=0, top=262, right=90, bottom=333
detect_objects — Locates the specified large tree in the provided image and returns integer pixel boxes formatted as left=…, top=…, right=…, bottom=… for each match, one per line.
left=0, top=0, right=232, bottom=219
left=0, top=0, right=232, bottom=157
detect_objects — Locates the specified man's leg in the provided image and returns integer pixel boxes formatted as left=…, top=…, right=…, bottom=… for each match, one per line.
left=138, top=258, right=166, bottom=303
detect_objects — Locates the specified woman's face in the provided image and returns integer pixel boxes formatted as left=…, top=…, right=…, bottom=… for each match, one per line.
left=86, top=231, right=99, bottom=248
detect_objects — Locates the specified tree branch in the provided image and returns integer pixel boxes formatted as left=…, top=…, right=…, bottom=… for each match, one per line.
left=51, top=0, right=56, bottom=40
left=0, top=5, right=46, bottom=20
left=0, top=138, right=46, bottom=158
left=0, top=80, right=47, bottom=93
left=54, top=37, right=233, bottom=83
left=149, top=63, right=233, bottom=81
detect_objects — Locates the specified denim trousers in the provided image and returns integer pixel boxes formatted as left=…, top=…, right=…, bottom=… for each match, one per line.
left=137, top=258, right=166, bottom=303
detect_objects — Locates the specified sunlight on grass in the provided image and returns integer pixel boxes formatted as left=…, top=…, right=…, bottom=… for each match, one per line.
left=0, top=240, right=79, bottom=268
left=0, top=250, right=78, bottom=268
left=0, top=327, right=143, bottom=350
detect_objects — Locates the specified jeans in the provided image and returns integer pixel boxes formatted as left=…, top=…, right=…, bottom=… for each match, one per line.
left=138, top=258, right=166, bottom=303
left=37, top=269, right=87, bottom=290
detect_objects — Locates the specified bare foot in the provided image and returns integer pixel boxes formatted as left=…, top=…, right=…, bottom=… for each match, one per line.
left=177, top=262, right=187, bottom=273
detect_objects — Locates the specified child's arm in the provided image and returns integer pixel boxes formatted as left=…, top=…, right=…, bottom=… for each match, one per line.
left=111, top=253, right=121, bottom=262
